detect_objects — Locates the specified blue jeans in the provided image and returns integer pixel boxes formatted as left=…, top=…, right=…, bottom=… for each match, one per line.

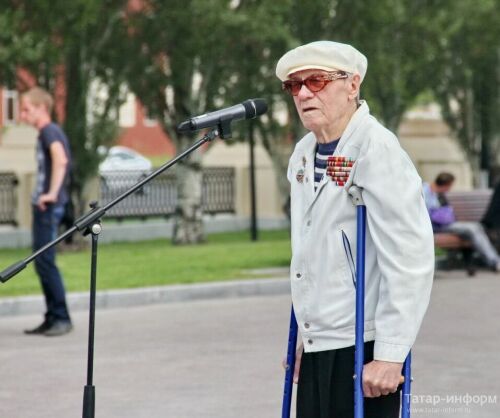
left=32, top=204, right=71, bottom=322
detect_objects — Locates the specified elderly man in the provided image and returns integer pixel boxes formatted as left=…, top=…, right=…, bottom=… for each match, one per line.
left=277, top=41, right=434, bottom=417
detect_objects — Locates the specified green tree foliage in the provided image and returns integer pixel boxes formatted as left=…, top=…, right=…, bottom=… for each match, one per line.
left=2, top=0, right=498, bottom=228
left=285, top=0, right=437, bottom=132
left=211, top=0, right=295, bottom=201
left=0, top=8, right=47, bottom=86
left=426, top=0, right=500, bottom=184
left=123, top=0, right=236, bottom=243
left=226, top=0, right=443, bottom=203
left=58, top=1, right=130, bottom=210
left=276, top=0, right=499, bottom=184
left=0, top=0, right=129, bottom=213
left=123, top=0, right=294, bottom=242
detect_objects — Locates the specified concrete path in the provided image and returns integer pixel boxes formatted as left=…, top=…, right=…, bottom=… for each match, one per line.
left=0, top=271, right=499, bottom=417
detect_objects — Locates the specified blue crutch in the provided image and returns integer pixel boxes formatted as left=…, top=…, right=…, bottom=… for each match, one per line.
left=282, top=306, right=298, bottom=418
left=349, top=186, right=412, bottom=418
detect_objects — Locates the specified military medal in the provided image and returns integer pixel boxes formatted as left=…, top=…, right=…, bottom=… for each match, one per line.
left=326, top=156, right=355, bottom=186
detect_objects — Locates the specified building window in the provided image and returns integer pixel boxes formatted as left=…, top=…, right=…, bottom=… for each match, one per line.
left=3, top=89, right=18, bottom=126
left=118, top=92, right=137, bottom=128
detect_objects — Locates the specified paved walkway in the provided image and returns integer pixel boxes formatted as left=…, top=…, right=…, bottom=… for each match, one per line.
left=0, top=270, right=499, bottom=417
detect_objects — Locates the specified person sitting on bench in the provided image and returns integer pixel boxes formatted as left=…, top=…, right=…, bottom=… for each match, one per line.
left=423, top=172, right=500, bottom=272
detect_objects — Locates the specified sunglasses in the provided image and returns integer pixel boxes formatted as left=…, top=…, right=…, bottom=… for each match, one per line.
left=282, top=71, right=348, bottom=96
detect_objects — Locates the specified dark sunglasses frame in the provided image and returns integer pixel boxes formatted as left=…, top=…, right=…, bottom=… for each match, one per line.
left=282, top=71, right=348, bottom=96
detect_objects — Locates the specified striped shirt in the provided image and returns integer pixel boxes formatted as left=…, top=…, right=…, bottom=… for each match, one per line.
left=314, top=139, right=340, bottom=190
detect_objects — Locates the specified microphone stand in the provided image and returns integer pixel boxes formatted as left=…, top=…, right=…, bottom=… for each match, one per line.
left=0, top=127, right=223, bottom=418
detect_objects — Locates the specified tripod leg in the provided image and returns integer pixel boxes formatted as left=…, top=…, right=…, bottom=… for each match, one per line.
left=282, top=306, right=298, bottom=418
left=82, top=224, right=101, bottom=418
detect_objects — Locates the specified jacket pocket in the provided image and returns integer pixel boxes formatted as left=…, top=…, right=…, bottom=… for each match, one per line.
left=341, top=230, right=357, bottom=288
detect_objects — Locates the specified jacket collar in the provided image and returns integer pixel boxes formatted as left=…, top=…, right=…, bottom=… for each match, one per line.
left=293, top=101, right=371, bottom=205
left=335, top=100, right=370, bottom=155
left=313, top=101, right=370, bottom=195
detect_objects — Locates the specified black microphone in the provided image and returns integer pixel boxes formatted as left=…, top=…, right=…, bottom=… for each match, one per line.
left=177, top=98, right=268, bottom=134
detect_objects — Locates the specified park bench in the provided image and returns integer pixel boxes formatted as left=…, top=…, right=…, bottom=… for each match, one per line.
left=434, top=189, right=493, bottom=275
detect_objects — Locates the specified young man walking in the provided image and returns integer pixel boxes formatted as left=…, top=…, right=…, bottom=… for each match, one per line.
left=20, top=87, right=73, bottom=336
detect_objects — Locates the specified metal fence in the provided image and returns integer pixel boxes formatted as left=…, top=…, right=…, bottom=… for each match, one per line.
left=0, top=172, right=18, bottom=225
left=100, top=167, right=235, bottom=219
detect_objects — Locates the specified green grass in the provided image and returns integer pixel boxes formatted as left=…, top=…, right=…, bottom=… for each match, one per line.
left=0, top=229, right=291, bottom=298
left=147, top=154, right=173, bottom=168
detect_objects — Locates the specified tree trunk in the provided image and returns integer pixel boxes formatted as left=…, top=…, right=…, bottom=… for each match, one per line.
left=172, top=147, right=205, bottom=245
left=464, top=87, right=483, bottom=187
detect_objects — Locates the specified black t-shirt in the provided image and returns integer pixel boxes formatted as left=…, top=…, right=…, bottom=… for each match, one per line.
left=33, top=122, right=71, bottom=206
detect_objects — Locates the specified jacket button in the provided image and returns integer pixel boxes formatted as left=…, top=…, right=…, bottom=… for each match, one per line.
left=304, top=322, right=310, bottom=329
left=296, top=273, right=302, bottom=278
left=306, top=220, right=311, bottom=226
left=307, top=339, right=313, bottom=345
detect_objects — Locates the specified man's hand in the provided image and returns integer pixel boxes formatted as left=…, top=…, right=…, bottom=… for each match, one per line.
left=362, top=360, right=403, bottom=397
left=37, top=193, right=57, bottom=211
left=282, top=343, right=303, bottom=383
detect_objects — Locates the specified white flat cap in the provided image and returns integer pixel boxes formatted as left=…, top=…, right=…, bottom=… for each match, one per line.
left=276, top=40, right=368, bottom=82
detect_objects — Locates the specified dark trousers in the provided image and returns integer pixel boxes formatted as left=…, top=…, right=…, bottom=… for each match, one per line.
left=32, top=205, right=71, bottom=323
left=297, top=341, right=400, bottom=418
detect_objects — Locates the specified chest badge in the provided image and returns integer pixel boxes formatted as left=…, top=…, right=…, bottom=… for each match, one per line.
left=326, top=156, right=355, bottom=186
left=296, top=168, right=305, bottom=183
left=296, top=156, right=307, bottom=183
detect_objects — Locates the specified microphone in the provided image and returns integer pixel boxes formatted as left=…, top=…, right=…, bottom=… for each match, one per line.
left=177, top=98, right=268, bottom=134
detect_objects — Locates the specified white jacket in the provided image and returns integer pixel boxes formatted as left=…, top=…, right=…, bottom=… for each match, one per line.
left=287, top=101, right=434, bottom=363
